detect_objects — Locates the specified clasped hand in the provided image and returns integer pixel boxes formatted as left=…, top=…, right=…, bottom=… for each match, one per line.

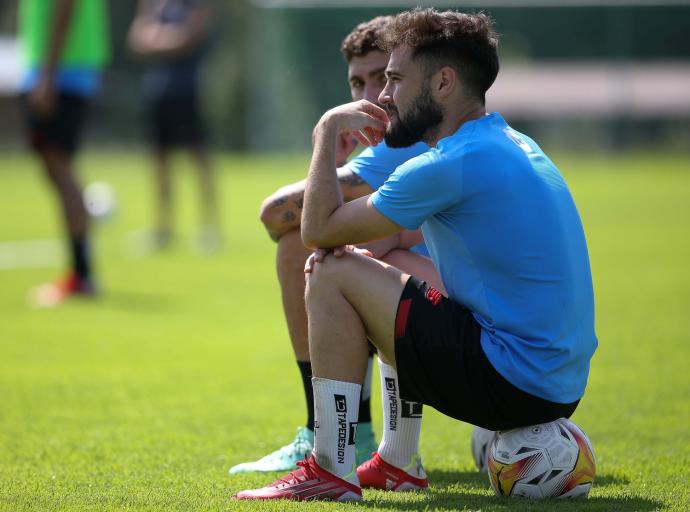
left=319, top=100, right=389, bottom=148
left=304, top=245, right=374, bottom=275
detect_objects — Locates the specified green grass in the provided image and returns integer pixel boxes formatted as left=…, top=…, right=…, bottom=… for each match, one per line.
left=0, top=150, right=688, bottom=511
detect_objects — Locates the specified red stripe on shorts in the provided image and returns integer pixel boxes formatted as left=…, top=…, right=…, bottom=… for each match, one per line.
left=395, top=298, right=412, bottom=339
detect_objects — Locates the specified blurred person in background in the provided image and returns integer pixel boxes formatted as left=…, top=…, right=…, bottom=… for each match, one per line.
left=19, top=0, right=110, bottom=306
left=229, top=16, right=444, bottom=481
left=128, top=0, right=220, bottom=253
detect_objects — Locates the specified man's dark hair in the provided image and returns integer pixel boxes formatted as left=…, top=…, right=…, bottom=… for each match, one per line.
left=378, top=8, right=499, bottom=105
left=340, top=15, right=393, bottom=63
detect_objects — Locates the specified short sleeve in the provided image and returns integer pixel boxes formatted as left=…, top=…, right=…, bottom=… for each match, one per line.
left=370, top=152, right=463, bottom=230
left=345, top=141, right=428, bottom=191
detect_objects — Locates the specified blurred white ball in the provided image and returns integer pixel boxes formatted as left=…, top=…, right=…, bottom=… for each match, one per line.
left=83, top=182, right=116, bottom=220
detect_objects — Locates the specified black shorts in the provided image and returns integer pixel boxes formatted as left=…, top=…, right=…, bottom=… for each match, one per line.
left=394, top=277, right=579, bottom=431
left=21, top=93, right=88, bottom=155
left=148, top=95, right=205, bottom=149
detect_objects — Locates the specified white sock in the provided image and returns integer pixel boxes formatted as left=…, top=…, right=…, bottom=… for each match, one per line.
left=312, top=377, right=361, bottom=484
left=378, top=359, right=425, bottom=477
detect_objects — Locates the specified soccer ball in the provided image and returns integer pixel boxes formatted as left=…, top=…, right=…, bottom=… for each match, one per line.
left=487, top=418, right=595, bottom=499
left=471, top=426, right=496, bottom=473
left=83, top=182, right=116, bottom=221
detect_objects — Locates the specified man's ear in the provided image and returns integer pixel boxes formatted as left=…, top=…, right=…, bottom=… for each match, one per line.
left=432, top=66, right=458, bottom=99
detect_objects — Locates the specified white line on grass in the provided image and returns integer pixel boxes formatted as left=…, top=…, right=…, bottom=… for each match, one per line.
left=0, top=239, right=61, bottom=270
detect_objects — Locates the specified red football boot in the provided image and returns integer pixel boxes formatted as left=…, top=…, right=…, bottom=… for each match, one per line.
left=357, top=452, right=429, bottom=491
left=234, top=454, right=362, bottom=502
left=29, top=272, right=97, bottom=308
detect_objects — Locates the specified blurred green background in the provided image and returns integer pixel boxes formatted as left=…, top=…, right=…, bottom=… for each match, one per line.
left=1, top=0, right=689, bottom=151
left=1, top=1, right=689, bottom=511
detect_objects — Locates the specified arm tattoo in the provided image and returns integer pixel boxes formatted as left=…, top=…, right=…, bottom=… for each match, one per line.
left=269, top=196, right=288, bottom=209
left=338, top=173, right=365, bottom=187
left=293, top=197, right=304, bottom=210
left=282, top=211, right=297, bottom=224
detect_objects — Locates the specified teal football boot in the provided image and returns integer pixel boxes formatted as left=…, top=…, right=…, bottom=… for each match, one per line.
left=355, top=422, right=378, bottom=465
left=229, top=426, right=314, bottom=474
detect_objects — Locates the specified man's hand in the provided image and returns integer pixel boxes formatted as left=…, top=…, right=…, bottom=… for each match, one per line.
left=28, top=75, right=57, bottom=118
left=318, top=100, right=389, bottom=147
left=304, top=245, right=373, bottom=274
left=335, top=132, right=359, bottom=167
left=302, top=99, right=400, bottom=249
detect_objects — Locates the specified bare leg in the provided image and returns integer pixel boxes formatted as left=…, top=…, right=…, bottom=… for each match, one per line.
left=154, top=147, right=173, bottom=243
left=191, top=144, right=218, bottom=228
left=379, top=249, right=445, bottom=365
left=305, top=252, right=409, bottom=381
left=40, top=148, right=87, bottom=239
left=30, top=147, right=96, bottom=305
left=276, top=239, right=442, bottom=364
left=305, top=252, right=410, bottom=478
left=277, top=231, right=379, bottom=452
left=276, top=230, right=313, bottom=361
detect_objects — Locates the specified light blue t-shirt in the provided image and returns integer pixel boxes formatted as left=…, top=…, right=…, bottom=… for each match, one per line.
left=371, top=113, right=597, bottom=403
left=346, top=141, right=428, bottom=190
left=345, top=141, right=429, bottom=255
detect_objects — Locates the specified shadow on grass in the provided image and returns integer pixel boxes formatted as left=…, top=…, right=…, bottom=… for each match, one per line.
left=364, top=469, right=654, bottom=511
left=426, top=469, right=629, bottom=489
left=428, top=469, right=488, bottom=489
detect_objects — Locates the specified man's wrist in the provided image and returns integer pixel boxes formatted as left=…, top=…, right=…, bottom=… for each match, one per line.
left=315, top=112, right=340, bottom=141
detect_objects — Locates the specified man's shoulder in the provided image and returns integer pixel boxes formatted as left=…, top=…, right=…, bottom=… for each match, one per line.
left=385, top=147, right=451, bottom=185
left=346, top=141, right=431, bottom=189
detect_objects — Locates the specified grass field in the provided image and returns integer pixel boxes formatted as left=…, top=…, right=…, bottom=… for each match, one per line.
left=0, top=150, right=689, bottom=511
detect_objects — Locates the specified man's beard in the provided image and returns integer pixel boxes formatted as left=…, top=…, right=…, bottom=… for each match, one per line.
left=384, top=83, right=443, bottom=148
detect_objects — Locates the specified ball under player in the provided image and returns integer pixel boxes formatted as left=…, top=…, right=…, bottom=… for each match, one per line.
left=236, top=8, right=597, bottom=502
left=229, top=16, right=444, bottom=478
left=19, top=0, right=109, bottom=306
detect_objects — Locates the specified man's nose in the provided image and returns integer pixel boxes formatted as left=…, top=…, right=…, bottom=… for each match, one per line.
left=378, top=82, right=393, bottom=105
left=378, top=83, right=392, bottom=105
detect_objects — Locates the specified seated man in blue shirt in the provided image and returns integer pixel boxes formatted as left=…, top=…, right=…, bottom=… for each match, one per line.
left=236, top=8, right=597, bottom=502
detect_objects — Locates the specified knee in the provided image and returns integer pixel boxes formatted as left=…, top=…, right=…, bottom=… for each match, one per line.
left=305, top=253, right=351, bottom=298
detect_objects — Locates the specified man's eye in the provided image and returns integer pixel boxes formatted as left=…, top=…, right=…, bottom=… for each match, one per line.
left=350, top=81, right=363, bottom=89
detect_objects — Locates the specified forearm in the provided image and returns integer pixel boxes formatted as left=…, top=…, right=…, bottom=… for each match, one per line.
left=137, top=3, right=211, bottom=57
left=148, top=25, right=195, bottom=55
left=259, top=168, right=374, bottom=242
left=301, top=119, right=343, bottom=248
left=300, top=99, right=394, bottom=248
left=358, top=233, right=401, bottom=259
left=359, top=229, right=422, bottom=259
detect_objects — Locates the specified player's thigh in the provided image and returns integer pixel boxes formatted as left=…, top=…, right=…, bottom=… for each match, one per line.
left=380, top=249, right=446, bottom=295
left=308, top=252, right=409, bottom=363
